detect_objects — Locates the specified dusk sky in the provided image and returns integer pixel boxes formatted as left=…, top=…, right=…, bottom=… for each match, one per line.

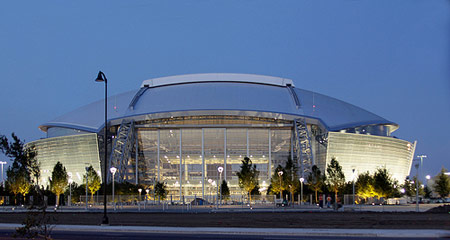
left=0, top=1, right=449, bottom=183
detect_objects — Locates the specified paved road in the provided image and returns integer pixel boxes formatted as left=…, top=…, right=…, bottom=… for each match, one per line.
left=0, top=224, right=449, bottom=239
left=0, top=229, right=448, bottom=240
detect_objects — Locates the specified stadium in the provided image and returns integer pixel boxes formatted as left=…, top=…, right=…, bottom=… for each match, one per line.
left=31, top=73, right=416, bottom=200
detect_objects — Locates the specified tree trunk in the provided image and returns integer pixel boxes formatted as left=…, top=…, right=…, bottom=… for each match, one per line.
left=315, top=190, right=318, bottom=203
left=91, top=193, right=94, bottom=204
left=56, top=194, right=60, bottom=207
left=248, top=191, right=251, bottom=205
left=291, top=190, right=294, bottom=205
left=334, top=191, right=338, bottom=210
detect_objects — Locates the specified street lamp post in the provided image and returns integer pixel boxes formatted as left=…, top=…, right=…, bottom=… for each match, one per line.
left=417, top=155, right=427, bottom=182
left=138, top=188, right=142, bottom=202
left=145, top=189, right=150, bottom=203
left=0, top=161, right=6, bottom=188
left=299, top=177, right=304, bottom=206
left=208, top=179, right=212, bottom=203
left=110, top=167, right=117, bottom=210
left=352, top=168, right=356, bottom=205
left=415, top=162, right=420, bottom=212
left=95, top=71, right=109, bottom=225
left=218, top=166, right=223, bottom=208
left=68, top=178, right=73, bottom=206
left=278, top=171, right=283, bottom=201
left=85, top=166, right=89, bottom=210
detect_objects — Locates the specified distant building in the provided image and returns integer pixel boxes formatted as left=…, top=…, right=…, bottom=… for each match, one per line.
left=31, top=73, right=415, bottom=200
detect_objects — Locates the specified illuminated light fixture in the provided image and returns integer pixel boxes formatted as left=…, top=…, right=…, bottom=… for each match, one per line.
left=227, top=155, right=230, bottom=158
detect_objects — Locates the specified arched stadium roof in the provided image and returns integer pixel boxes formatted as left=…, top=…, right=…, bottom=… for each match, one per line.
left=39, top=73, right=397, bottom=133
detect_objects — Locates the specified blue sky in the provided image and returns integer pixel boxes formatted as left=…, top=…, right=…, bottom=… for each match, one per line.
left=0, top=1, right=449, bottom=182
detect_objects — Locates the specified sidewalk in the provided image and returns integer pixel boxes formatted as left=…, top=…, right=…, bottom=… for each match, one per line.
left=0, top=223, right=449, bottom=238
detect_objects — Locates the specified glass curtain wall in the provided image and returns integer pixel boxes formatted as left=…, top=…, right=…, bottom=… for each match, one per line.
left=159, top=129, right=181, bottom=198
left=226, top=128, right=248, bottom=195
left=181, top=129, right=202, bottom=197
left=136, top=127, right=292, bottom=200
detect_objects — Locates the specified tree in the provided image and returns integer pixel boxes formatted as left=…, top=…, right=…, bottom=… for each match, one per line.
left=154, top=181, right=167, bottom=200
left=236, top=157, right=259, bottom=203
left=326, top=158, right=345, bottom=209
left=269, top=165, right=287, bottom=198
left=433, top=167, right=450, bottom=198
left=0, top=133, right=39, bottom=185
left=356, top=171, right=375, bottom=200
left=6, top=162, right=31, bottom=205
left=49, top=162, right=68, bottom=207
left=402, top=177, right=424, bottom=197
left=220, top=180, right=230, bottom=200
left=373, top=167, right=396, bottom=198
left=83, top=166, right=101, bottom=203
left=284, top=157, right=299, bottom=204
left=307, top=165, right=325, bottom=203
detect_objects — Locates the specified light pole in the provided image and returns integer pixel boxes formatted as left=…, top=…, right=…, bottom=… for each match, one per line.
left=299, top=177, right=304, bottom=206
left=218, top=166, right=223, bottom=208
left=68, top=178, right=73, bottom=206
left=208, top=178, right=212, bottom=203
left=415, top=162, right=419, bottom=212
left=212, top=181, right=217, bottom=206
left=110, top=167, right=117, bottom=210
left=145, top=189, right=149, bottom=203
left=0, top=161, right=6, bottom=188
left=352, top=168, right=356, bottom=205
left=138, top=188, right=142, bottom=202
left=95, top=71, right=109, bottom=225
left=278, top=171, right=283, bottom=201
left=85, top=166, right=89, bottom=210
left=417, top=155, right=427, bottom=182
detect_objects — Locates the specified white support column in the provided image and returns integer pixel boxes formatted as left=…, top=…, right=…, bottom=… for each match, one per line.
left=157, top=130, right=160, bottom=182
left=202, top=128, right=205, bottom=200
left=179, top=129, right=182, bottom=202
left=224, top=128, right=227, bottom=181
left=246, top=128, right=249, bottom=157
left=135, top=134, right=138, bottom=185
left=268, top=129, right=271, bottom=179
left=291, top=129, right=294, bottom=162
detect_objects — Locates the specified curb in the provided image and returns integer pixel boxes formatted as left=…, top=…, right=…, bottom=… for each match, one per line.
left=0, top=223, right=449, bottom=238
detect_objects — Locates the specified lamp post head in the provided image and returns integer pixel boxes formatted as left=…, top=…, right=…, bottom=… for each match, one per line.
left=95, top=71, right=106, bottom=83
left=400, top=188, right=405, bottom=194
left=110, top=167, right=117, bottom=175
left=68, top=178, right=73, bottom=184
left=218, top=166, right=224, bottom=173
left=138, top=188, right=142, bottom=193
left=145, top=189, right=149, bottom=194
left=426, top=175, right=431, bottom=180
left=278, top=171, right=283, bottom=176
left=0, top=161, right=7, bottom=165
left=299, top=177, right=304, bottom=183
left=208, top=178, right=213, bottom=184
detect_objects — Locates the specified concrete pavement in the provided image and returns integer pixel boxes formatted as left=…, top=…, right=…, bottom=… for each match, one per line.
left=0, top=223, right=449, bottom=238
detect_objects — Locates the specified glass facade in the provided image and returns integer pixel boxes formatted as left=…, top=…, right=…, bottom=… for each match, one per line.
left=30, top=133, right=101, bottom=185
left=325, top=132, right=415, bottom=182
left=136, top=127, right=293, bottom=200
